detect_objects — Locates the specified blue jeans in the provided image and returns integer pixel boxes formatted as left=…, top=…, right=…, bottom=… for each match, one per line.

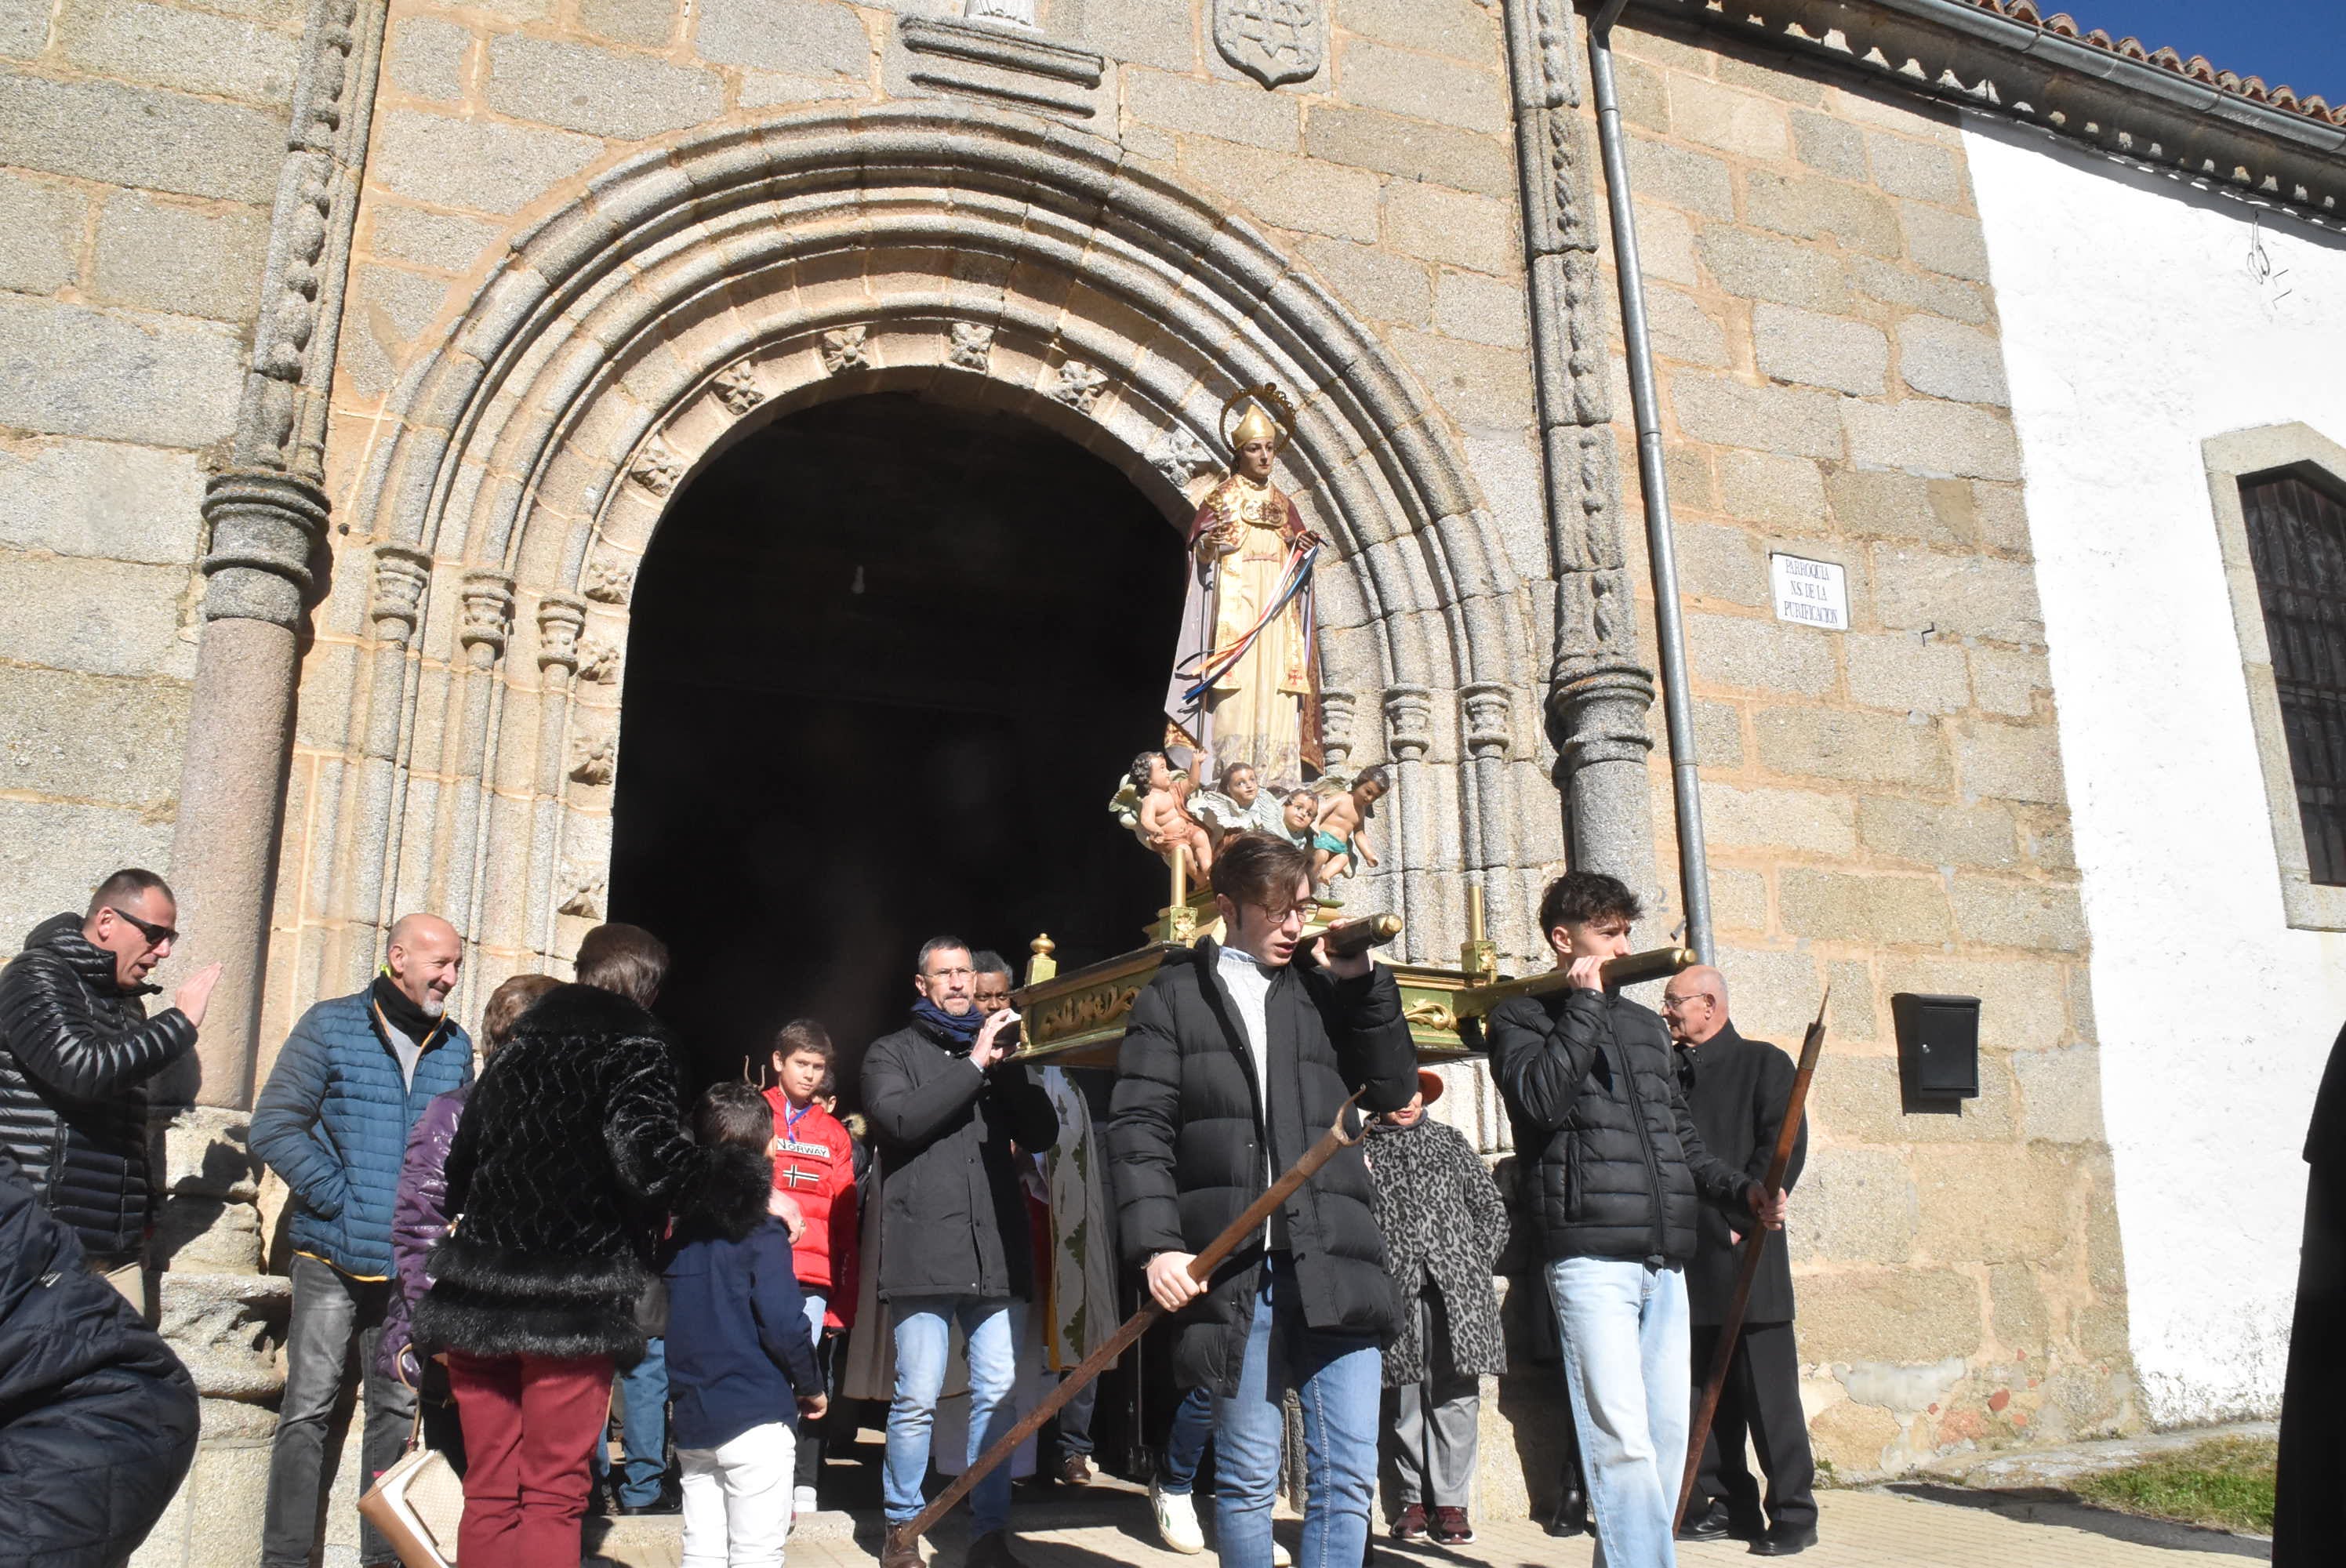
left=594, top=1336, right=669, bottom=1507
left=1212, top=1254, right=1380, bottom=1568
left=885, top=1296, right=1022, bottom=1536
left=1158, top=1386, right=1214, bottom=1494
left=1545, top=1258, right=1690, bottom=1568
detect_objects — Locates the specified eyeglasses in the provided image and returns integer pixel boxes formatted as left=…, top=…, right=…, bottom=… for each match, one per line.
left=105, top=906, right=179, bottom=949
left=1660, top=993, right=1713, bottom=1012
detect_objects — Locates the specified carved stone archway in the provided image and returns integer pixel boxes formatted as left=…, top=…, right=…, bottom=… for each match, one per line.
left=293, top=104, right=1545, bottom=1001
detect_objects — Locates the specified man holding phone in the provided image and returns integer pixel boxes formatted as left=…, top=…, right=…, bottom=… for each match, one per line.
left=861, top=935, right=1057, bottom=1568
left=1109, top=833, right=1418, bottom=1567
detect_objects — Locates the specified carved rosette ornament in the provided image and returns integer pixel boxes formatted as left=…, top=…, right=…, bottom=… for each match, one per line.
left=1051, top=359, right=1108, bottom=414
left=1149, top=425, right=1217, bottom=489
left=1383, top=685, right=1434, bottom=762
left=1461, top=682, right=1513, bottom=760
left=536, top=594, right=586, bottom=676
left=368, top=544, right=431, bottom=644
left=576, top=637, right=622, bottom=685
left=819, top=325, right=870, bottom=374
left=711, top=361, right=764, bottom=416
left=1214, top=0, right=1323, bottom=88
left=582, top=559, right=635, bottom=605
left=556, top=859, right=606, bottom=917
left=628, top=440, right=685, bottom=496
left=568, top=731, right=616, bottom=785
left=947, top=321, right=996, bottom=371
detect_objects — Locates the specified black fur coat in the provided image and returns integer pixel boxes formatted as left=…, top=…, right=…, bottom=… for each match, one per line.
left=414, top=982, right=768, bottom=1368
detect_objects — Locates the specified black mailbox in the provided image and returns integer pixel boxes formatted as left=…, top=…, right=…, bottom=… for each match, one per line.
left=1892, top=993, right=1980, bottom=1102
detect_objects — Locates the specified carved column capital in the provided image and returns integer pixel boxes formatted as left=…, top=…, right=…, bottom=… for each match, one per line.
left=536, top=593, right=587, bottom=676
left=367, top=543, right=432, bottom=644
left=1383, top=684, right=1434, bottom=761
left=459, top=569, right=514, bottom=665
left=1319, top=688, right=1357, bottom=770
left=1461, top=681, right=1513, bottom=760
left=197, top=469, right=332, bottom=628
left=1545, top=660, right=1658, bottom=771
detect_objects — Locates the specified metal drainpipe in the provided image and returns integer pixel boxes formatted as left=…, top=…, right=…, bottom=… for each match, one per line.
left=1588, top=0, right=1715, bottom=962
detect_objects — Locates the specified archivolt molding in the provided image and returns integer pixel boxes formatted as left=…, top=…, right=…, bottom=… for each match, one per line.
left=308, top=105, right=1542, bottom=982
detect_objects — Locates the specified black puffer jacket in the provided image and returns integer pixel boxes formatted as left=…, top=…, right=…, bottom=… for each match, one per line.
left=0, top=1153, right=198, bottom=1566
left=0, top=913, right=198, bottom=1257
left=415, top=982, right=768, bottom=1370
left=1109, top=942, right=1417, bottom=1396
left=1489, top=986, right=1756, bottom=1267
left=860, top=1011, right=1057, bottom=1301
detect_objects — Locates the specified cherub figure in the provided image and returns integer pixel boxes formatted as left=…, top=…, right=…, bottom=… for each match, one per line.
left=1187, top=760, right=1290, bottom=851
left=1124, top=750, right=1212, bottom=883
left=1277, top=786, right=1318, bottom=850
left=1309, top=764, right=1389, bottom=895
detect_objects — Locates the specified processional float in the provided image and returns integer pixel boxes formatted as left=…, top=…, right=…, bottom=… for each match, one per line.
left=889, top=380, right=1812, bottom=1554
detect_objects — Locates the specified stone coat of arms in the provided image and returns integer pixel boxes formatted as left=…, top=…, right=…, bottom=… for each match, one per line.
left=1214, top=0, right=1323, bottom=89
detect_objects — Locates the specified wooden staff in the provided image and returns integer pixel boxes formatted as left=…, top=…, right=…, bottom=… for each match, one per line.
left=1674, top=988, right=1830, bottom=1532
left=888, top=1092, right=1369, bottom=1552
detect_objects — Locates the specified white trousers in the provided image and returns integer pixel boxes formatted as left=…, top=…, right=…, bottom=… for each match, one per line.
left=680, top=1421, right=798, bottom=1568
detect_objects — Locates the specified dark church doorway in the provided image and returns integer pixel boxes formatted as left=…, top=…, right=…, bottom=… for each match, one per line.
left=607, top=391, right=1185, bottom=1089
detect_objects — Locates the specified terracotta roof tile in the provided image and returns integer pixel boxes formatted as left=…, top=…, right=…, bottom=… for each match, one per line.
left=1970, top=0, right=2346, bottom=126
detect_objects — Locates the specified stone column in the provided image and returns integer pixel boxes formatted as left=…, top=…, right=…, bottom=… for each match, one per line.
left=1498, top=0, right=1665, bottom=902
left=1383, top=686, right=1434, bottom=962
left=164, top=474, right=329, bottom=1109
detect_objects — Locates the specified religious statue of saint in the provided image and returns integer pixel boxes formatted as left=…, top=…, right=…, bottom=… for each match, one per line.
left=1164, top=385, right=1324, bottom=792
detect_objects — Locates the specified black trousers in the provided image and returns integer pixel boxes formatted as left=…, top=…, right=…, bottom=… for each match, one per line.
left=2277, top=1175, right=2346, bottom=1565
left=1689, top=1321, right=1815, bottom=1532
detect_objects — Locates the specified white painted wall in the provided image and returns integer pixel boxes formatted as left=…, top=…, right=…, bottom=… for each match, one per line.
left=1966, top=122, right=2346, bottom=1424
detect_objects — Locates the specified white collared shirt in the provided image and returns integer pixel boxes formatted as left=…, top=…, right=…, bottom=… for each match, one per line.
left=1215, top=944, right=1289, bottom=1248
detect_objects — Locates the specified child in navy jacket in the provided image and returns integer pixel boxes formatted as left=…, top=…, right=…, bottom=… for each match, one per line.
left=666, top=1083, right=829, bottom=1568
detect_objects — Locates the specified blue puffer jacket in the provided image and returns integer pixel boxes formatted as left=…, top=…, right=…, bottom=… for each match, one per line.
left=251, top=991, right=472, bottom=1279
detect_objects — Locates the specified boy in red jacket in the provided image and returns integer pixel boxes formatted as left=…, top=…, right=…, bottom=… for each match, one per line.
left=762, top=1019, right=858, bottom=1515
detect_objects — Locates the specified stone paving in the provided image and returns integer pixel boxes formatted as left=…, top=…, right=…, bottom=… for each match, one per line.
left=587, top=1474, right=2270, bottom=1568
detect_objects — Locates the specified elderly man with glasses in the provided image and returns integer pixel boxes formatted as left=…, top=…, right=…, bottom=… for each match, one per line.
left=1661, top=964, right=1815, bottom=1557
left=0, top=868, right=223, bottom=1316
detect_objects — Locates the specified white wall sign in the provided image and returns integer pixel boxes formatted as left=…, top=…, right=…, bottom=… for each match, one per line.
left=1770, top=553, right=1848, bottom=630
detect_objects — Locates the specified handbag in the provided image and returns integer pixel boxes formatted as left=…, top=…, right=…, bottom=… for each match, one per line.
left=359, top=1406, right=465, bottom=1567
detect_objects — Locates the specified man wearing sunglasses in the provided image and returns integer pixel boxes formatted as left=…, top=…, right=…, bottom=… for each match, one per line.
left=0, top=867, right=223, bottom=1316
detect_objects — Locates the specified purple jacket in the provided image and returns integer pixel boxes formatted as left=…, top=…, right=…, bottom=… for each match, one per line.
left=375, top=1083, right=470, bottom=1384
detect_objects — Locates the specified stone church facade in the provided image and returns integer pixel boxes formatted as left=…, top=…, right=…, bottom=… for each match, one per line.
left=5, top=0, right=2344, bottom=1559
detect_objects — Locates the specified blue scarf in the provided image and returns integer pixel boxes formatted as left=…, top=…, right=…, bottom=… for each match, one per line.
left=912, top=998, right=984, bottom=1051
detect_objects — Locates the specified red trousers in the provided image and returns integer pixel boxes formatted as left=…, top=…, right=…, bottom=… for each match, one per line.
left=446, top=1350, right=614, bottom=1568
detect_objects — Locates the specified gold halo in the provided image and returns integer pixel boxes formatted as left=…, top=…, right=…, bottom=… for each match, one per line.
left=1218, top=383, right=1295, bottom=456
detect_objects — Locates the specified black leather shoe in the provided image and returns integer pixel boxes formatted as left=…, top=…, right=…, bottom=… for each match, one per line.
left=1546, top=1488, right=1589, bottom=1537
left=616, top=1491, right=680, bottom=1516
left=1678, top=1500, right=1732, bottom=1541
left=1751, top=1523, right=1818, bottom=1555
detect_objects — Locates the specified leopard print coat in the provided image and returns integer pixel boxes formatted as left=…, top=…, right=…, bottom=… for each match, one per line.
left=1365, top=1112, right=1510, bottom=1387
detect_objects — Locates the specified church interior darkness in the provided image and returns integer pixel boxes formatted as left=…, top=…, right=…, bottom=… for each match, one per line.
left=609, top=391, right=1187, bottom=1093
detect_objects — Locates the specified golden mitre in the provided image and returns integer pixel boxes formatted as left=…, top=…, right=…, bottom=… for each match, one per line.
left=1219, top=382, right=1295, bottom=456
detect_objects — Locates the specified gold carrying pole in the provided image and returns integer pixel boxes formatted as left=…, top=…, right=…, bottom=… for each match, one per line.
left=1447, top=945, right=1698, bottom=1021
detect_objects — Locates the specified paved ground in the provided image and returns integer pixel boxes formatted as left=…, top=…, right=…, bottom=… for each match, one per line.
left=587, top=1472, right=2271, bottom=1566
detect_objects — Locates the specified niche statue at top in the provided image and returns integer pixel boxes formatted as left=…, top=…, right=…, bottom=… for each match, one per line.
left=1163, top=384, right=1326, bottom=793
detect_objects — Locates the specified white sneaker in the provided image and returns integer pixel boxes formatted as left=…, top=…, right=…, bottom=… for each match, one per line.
left=794, top=1486, right=818, bottom=1515
left=1152, top=1481, right=1205, bottom=1555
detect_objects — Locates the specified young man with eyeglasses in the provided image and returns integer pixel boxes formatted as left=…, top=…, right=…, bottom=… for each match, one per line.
left=0, top=867, right=222, bottom=1315
left=1110, top=831, right=1417, bottom=1568
left=252, top=911, right=473, bottom=1568
left=862, top=935, right=1057, bottom=1568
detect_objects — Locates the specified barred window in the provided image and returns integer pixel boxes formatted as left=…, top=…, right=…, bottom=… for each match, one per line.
left=2241, top=469, right=2346, bottom=885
